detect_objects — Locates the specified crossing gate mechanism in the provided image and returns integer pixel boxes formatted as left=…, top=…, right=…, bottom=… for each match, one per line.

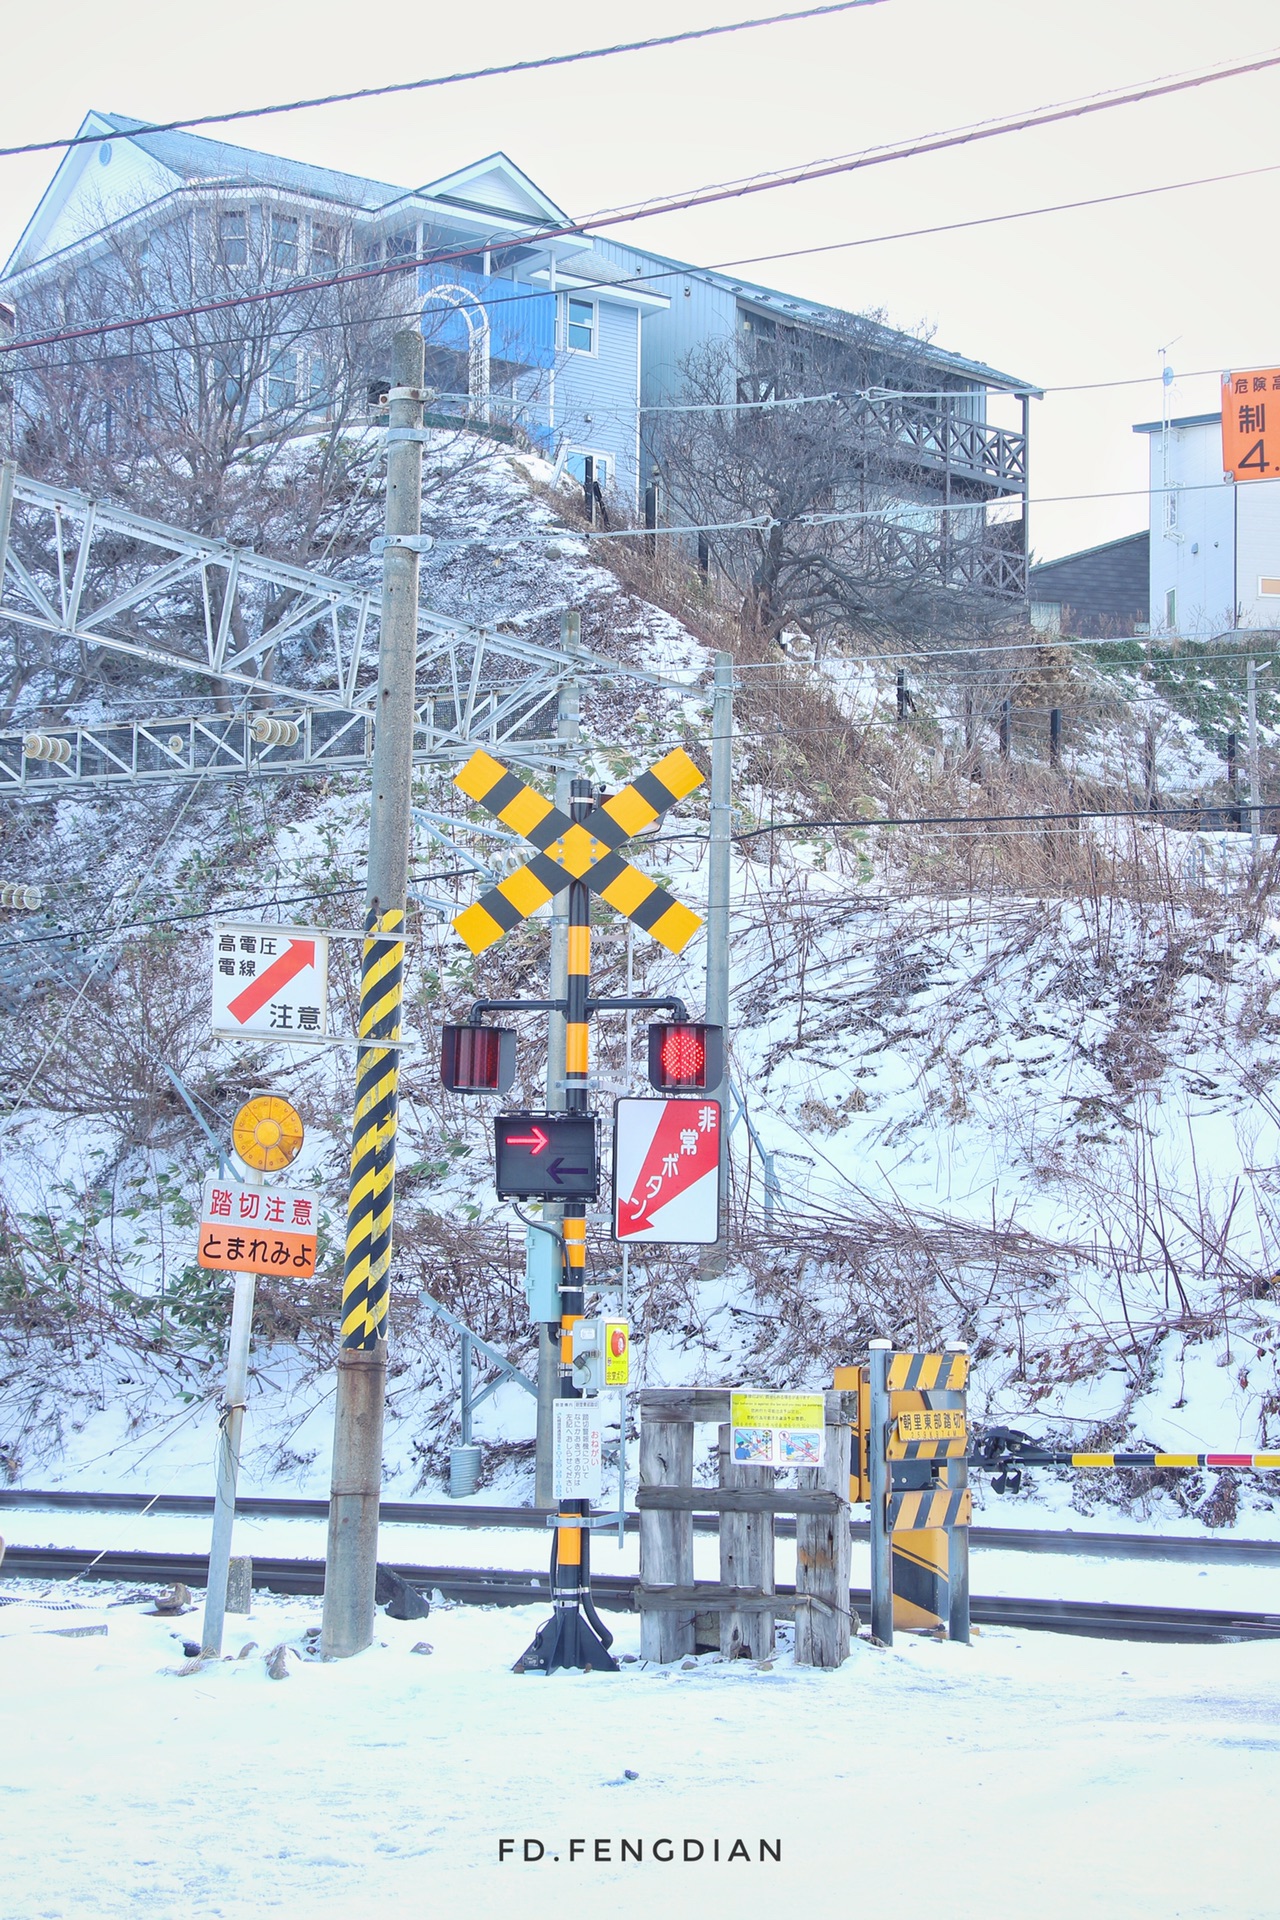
left=838, top=1344, right=971, bottom=1647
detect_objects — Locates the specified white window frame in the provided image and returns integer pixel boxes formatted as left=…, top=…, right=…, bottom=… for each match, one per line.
left=311, top=221, right=340, bottom=275
left=564, top=449, right=610, bottom=489
left=271, top=212, right=299, bottom=274
left=217, top=210, right=247, bottom=269
left=266, top=348, right=301, bottom=413
left=563, top=295, right=597, bottom=356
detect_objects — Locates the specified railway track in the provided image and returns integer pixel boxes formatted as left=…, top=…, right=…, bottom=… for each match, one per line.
left=3, top=1542, right=1278, bottom=1643
left=3, top=1489, right=1279, bottom=1565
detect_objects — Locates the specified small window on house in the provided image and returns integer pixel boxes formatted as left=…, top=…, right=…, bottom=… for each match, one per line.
left=385, top=230, right=416, bottom=266
left=218, top=212, right=247, bottom=267
left=272, top=214, right=299, bottom=272
left=566, top=298, right=595, bottom=353
left=211, top=351, right=246, bottom=407
left=1164, top=485, right=1180, bottom=533
left=307, top=355, right=330, bottom=420
left=1165, top=588, right=1177, bottom=631
left=1260, top=578, right=1280, bottom=597
left=267, top=350, right=300, bottom=411
left=312, top=224, right=339, bottom=275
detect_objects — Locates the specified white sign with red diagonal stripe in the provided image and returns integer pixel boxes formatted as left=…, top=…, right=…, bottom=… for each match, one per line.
left=211, top=924, right=329, bottom=1042
left=612, top=1097, right=721, bottom=1244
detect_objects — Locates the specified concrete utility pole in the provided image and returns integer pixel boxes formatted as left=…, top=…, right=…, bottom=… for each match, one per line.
left=704, top=650, right=733, bottom=1254
left=535, top=609, right=582, bottom=1508
left=322, top=330, right=424, bottom=1658
left=200, top=1173, right=260, bottom=1660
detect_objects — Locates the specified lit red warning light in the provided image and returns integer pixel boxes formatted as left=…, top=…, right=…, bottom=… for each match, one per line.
left=646, top=1022, right=723, bottom=1092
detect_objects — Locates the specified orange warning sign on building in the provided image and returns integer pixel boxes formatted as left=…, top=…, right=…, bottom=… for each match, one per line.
left=1221, top=369, right=1280, bottom=480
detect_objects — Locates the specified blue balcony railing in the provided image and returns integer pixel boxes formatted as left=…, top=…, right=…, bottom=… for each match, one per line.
left=418, top=263, right=555, bottom=371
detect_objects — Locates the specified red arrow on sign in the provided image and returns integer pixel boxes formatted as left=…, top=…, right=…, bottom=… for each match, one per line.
left=506, top=1125, right=549, bottom=1153
left=226, top=939, right=316, bottom=1025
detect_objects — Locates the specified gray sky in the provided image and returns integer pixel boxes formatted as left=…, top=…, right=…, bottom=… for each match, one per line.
left=2, top=0, right=1278, bottom=560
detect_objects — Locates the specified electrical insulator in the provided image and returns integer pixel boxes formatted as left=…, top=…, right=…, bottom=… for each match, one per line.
left=0, top=883, right=43, bottom=911
left=22, top=733, right=73, bottom=766
left=250, top=715, right=300, bottom=748
left=167, top=735, right=185, bottom=754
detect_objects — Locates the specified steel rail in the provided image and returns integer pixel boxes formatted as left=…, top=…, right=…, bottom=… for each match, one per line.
left=3, top=1489, right=1279, bottom=1565
left=2, top=1543, right=1277, bottom=1643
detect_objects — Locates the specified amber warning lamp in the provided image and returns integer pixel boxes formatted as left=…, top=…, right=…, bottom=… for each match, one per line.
left=646, top=1022, right=723, bottom=1093
left=440, top=1023, right=517, bottom=1094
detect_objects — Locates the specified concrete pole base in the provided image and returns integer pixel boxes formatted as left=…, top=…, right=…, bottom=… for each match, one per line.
left=321, top=1347, right=388, bottom=1658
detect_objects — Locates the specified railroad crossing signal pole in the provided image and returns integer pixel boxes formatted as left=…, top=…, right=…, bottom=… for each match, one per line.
left=449, top=745, right=709, bottom=1669
left=520, top=776, right=617, bottom=1672
left=322, top=330, right=424, bottom=1660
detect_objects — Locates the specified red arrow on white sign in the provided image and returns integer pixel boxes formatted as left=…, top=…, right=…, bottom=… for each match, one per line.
left=226, top=939, right=316, bottom=1025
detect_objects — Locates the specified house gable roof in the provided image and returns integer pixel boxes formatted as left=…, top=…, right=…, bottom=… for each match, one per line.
left=417, top=153, right=567, bottom=226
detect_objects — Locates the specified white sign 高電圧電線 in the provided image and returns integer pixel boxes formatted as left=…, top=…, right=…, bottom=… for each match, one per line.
left=211, top=924, right=329, bottom=1042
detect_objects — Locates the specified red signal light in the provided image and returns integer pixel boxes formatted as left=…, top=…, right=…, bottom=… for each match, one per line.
left=440, top=1024, right=516, bottom=1094
left=661, top=1027, right=705, bottom=1083
left=647, top=1022, right=723, bottom=1092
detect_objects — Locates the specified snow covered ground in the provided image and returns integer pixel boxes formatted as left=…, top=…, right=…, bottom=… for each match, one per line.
left=1, top=1578, right=1276, bottom=1920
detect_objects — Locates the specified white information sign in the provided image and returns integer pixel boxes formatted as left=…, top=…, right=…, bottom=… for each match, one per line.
left=612, top=1097, right=721, bottom=1244
left=552, top=1399, right=603, bottom=1501
left=211, top=924, right=329, bottom=1042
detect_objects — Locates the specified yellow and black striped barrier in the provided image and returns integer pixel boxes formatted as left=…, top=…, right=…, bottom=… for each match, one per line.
left=340, top=908, right=404, bottom=1349
left=986, top=1450, right=1280, bottom=1470
left=889, top=1487, right=973, bottom=1530
left=451, top=748, right=705, bottom=956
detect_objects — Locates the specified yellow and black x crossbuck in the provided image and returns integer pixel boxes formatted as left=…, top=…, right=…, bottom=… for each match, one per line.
left=451, top=747, right=706, bottom=955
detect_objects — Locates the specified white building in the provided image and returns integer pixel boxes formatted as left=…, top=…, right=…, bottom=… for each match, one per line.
left=1135, top=409, right=1280, bottom=638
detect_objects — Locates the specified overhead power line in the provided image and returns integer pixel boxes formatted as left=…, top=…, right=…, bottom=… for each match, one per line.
left=4, top=48, right=1278, bottom=359
left=0, top=2, right=888, bottom=162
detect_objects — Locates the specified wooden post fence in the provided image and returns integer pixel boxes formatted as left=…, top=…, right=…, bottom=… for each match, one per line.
left=635, top=1387, right=855, bottom=1668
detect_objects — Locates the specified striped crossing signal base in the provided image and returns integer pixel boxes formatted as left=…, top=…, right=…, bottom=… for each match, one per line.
left=888, top=1487, right=972, bottom=1531
left=886, top=1351, right=969, bottom=1392
left=340, top=908, right=404, bottom=1348
left=451, top=748, right=706, bottom=956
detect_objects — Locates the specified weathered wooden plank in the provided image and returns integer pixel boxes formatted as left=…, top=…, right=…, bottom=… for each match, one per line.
left=718, top=1423, right=774, bottom=1660
left=638, top=1419, right=695, bottom=1663
left=636, top=1388, right=857, bottom=1426
left=795, top=1423, right=853, bottom=1669
left=635, top=1583, right=795, bottom=1615
left=637, top=1485, right=843, bottom=1515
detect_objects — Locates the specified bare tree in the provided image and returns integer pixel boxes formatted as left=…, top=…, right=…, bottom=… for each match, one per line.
left=650, top=314, right=1017, bottom=658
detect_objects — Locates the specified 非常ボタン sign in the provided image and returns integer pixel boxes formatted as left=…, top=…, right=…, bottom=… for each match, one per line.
left=494, top=1112, right=599, bottom=1201
left=728, top=1389, right=826, bottom=1468
left=1222, top=367, right=1280, bottom=480
left=197, top=1176, right=318, bottom=1276
left=612, top=1097, right=721, bottom=1243
left=211, top=925, right=329, bottom=1042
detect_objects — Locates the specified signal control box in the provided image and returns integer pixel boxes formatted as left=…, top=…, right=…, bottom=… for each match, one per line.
left=571, top=1318, right=631, bottom=1391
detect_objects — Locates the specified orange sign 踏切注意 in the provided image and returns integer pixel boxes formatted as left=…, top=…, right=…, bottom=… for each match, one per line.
left=1221, top=368, right=1280, bottom=480
left=197, top=1176, right=318, bottom=1277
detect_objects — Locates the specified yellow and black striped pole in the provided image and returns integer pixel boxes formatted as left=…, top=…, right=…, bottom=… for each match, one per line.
left=341, top=907, right=405, bottom=1346
left=521, top=777, right=617, bottom=1673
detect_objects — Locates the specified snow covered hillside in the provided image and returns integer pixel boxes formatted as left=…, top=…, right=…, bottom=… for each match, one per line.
left=3, top=430, right=1280, bottom=1540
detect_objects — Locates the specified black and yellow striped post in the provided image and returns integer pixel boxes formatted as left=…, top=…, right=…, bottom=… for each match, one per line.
left=886, top=1347, right=969, bottom=1641
left=341, top=908, right=405, bottom=1346
left=520, top=778, right=618, bottom=1674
